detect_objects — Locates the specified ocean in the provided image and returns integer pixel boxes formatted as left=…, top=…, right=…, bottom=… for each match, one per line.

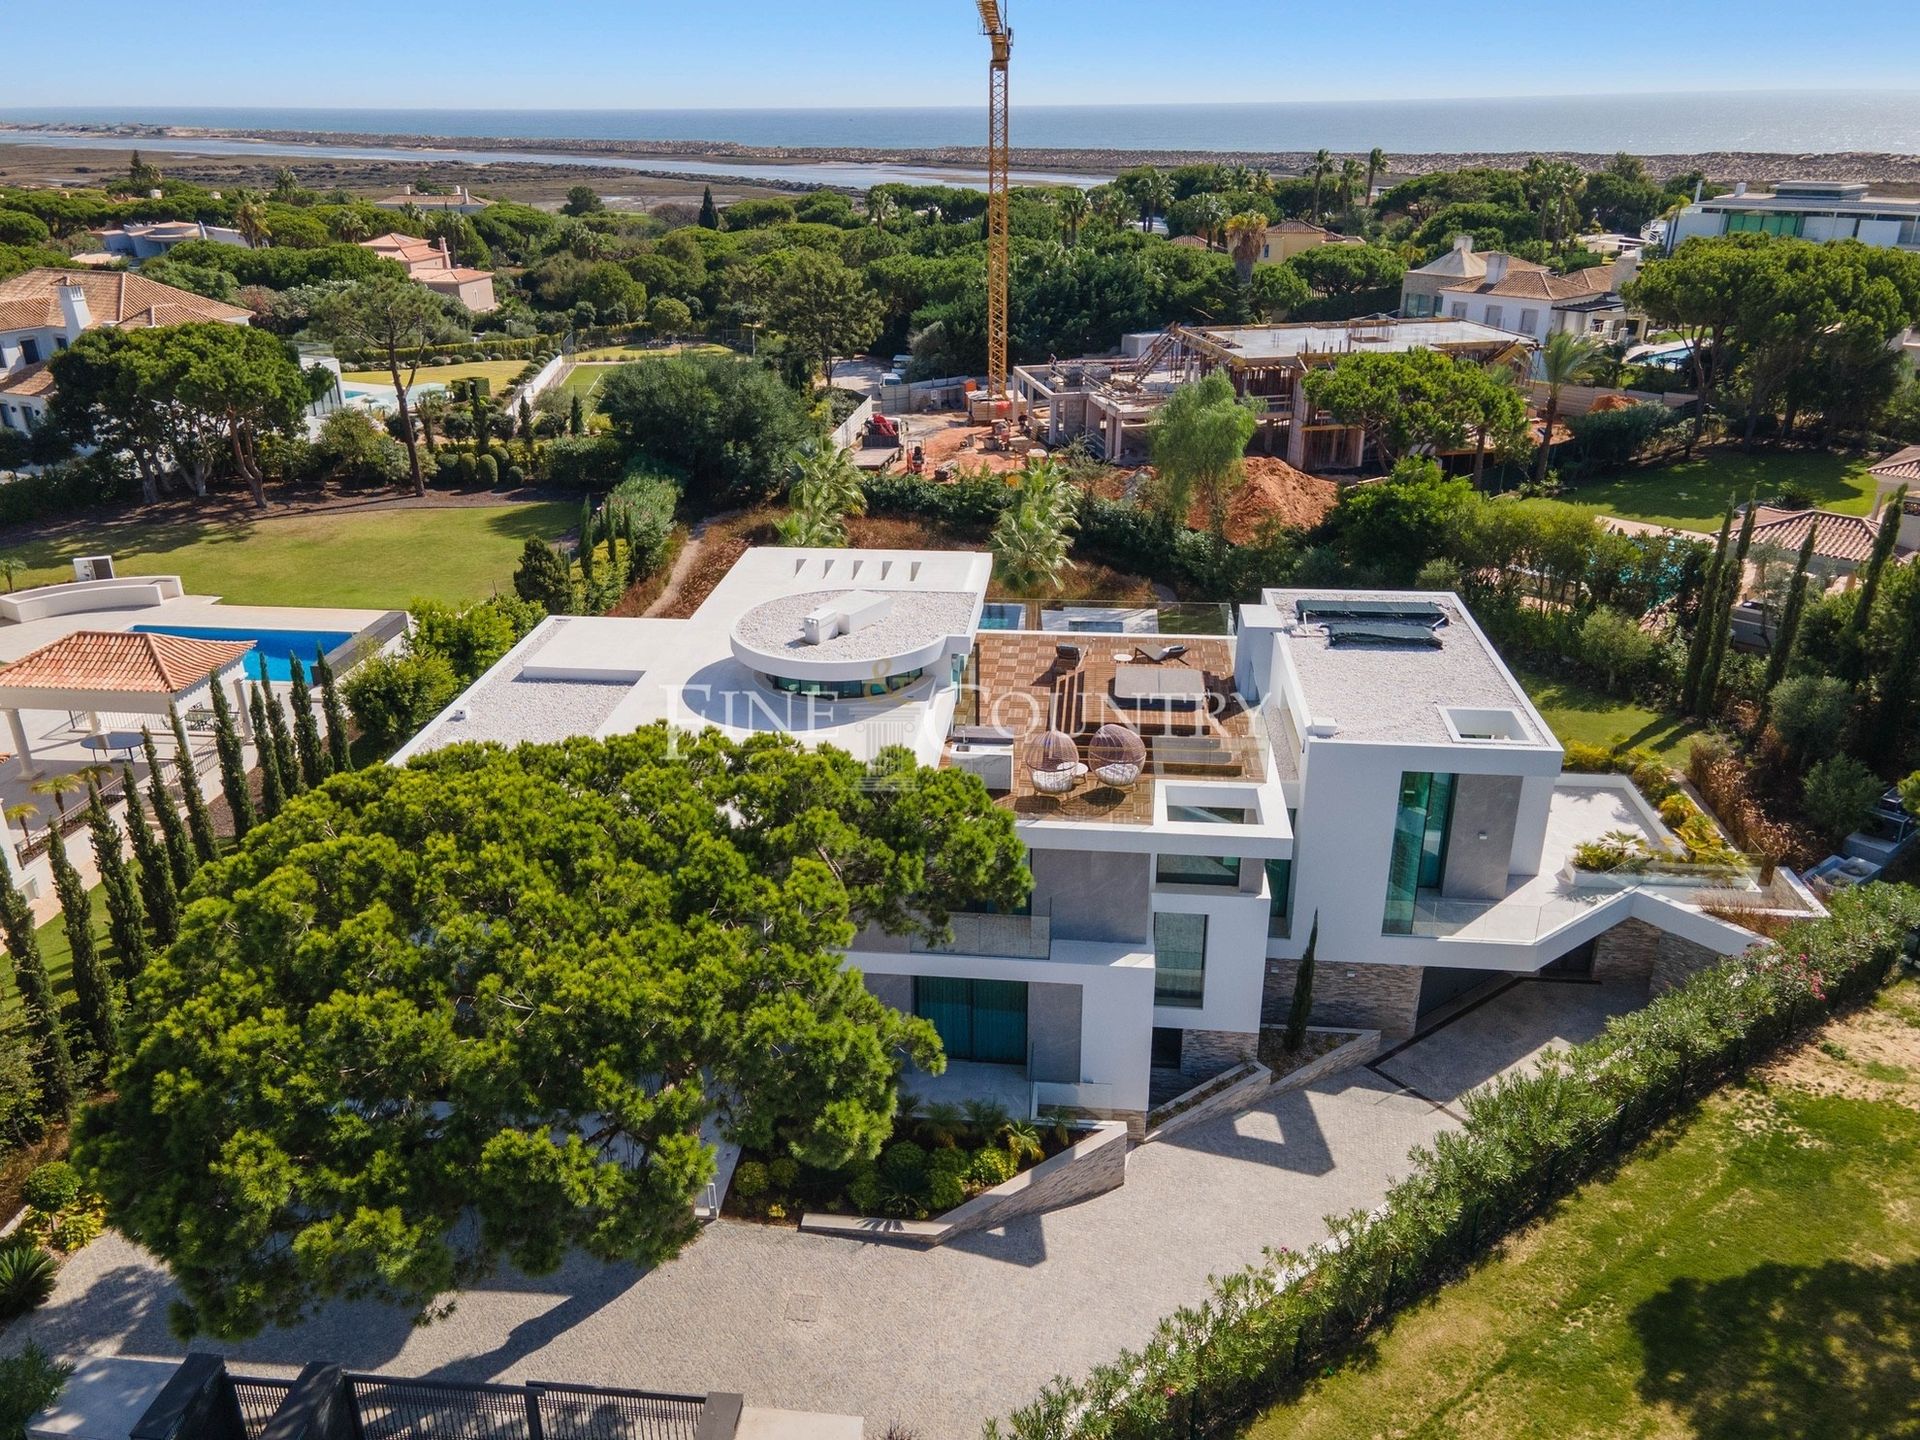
left=6, top=91, right=1920, bottom=156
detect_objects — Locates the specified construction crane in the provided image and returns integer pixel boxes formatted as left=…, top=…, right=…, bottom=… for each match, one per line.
left=976, top=1, right=1011, bottom=406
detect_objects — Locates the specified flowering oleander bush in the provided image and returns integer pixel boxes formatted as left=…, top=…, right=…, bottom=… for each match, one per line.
left=989, top=883, right=1920, bottom=1440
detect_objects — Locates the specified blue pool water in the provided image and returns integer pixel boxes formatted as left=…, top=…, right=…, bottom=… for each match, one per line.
left=132, top=625, right=355, bottom=683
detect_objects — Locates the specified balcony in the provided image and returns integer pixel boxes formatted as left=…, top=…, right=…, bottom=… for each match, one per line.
left=910, top=909, right=1053, bottom=960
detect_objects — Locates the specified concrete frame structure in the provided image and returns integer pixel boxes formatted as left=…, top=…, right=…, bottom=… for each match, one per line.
left=1012, top=318, right=1530, bottom=470
left=396, top=548, right=1818, bottom=1132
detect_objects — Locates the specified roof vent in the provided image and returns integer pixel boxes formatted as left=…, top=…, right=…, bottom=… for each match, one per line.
left=1324, top=621, right=1443, bottom=649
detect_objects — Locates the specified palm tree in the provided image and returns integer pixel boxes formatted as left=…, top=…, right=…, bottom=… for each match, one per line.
left=1189, top=193, right=1226, bottom=249
left=232, top=192, right=270, bottom=249
left=1056, top=187, right=1090, bottom=248
left=414, top=390, right=449, bottom=452
left=1308, top=150, right=1334, bottom=221
left=271, top=167, right=299, bottom=201
left=867, top=191, right=897, bottom=229
left=991, top=457, right=1079, bottom=594
left=1336, top=158, right=1363, bottom=215
left=1364, top=147, right=1388, bottom=207
left=0, top=557, right=21, bottom=592
left=1089, top=184, right=1131, bottom=227
left=1225, top=211, right=1269, bottom=285
left=777, top=445, right=866, bottom=548
left=328, top=209, right=371, bottom=244
left=1532, top=331, right=1606, bottom=485
left=1141, top=171, right=1173, bottom=232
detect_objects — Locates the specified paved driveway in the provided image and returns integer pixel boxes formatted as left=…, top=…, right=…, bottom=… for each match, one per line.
left=14, top=1069, right=1452, bottom=1439
left=1372, top=978, right=1643, bottom=1111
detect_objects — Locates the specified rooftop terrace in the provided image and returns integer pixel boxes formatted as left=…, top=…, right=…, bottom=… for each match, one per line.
left=955, top=632, right=1265, bottom=824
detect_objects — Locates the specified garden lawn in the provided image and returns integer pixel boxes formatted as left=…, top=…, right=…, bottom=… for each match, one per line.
left=553, top=363, right=630, bottom=416
left=1562, top=448, right=1881, bottom=532
left=1, top=885, right=109, bottom=1024
left=2, top=502, right=573, bottom=609
left=1516, top=666, right=1703, bottom=764
left=570, top=342, right=730, bottom=363
left=340, top=359, right=526, bottom=390
left=1246, top=981, right=1920, bottom=1440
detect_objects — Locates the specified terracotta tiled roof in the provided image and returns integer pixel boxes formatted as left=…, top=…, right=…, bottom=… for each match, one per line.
left=1870, top=444, right=1920, bottom=485
left=1745, top=507, right=1883, bottom=565
left=0, top=362, right=54, bottom=399
left=1410, top=247, right=1547, bottom=281
left=0, top=268, right=249, bottom=331
left=1442, top=263, right=1618, bottom=303
left=0, top=630, right=253, bottom=695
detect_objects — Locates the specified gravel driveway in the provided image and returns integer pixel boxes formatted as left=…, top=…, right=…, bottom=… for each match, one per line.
left=14, top=1069, right=1453, bottom=1439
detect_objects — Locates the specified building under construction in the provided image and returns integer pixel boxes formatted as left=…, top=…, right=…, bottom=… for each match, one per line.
left=1011, top=317, right=1532, bottom=471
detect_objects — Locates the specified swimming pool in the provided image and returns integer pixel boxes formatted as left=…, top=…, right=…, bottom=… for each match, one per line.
left=132, top=624, right=356, bottom=683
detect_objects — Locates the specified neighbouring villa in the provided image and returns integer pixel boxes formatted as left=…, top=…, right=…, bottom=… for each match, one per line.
left=1667, top=179, right=1920, bottom=252
left=396, top=547, right=1823, bottom=1135
left=1398, top=234, right=1636, bottom=345
left=0, top=269, right=251, bottom=435
left=360, top=233, right=498, bottom=313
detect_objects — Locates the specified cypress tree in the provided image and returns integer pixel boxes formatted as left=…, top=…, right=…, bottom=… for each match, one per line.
left=288, top=657, right=327, bottom=788
left=315, top=647, right=352, bottom=774
left=86, top=779, right=147, bottom=982
left=568, top=391, right=585, bottom=437
left=1865, top=558, right=1920, bottom=759
left=1682, top=509, right=1734, bottom=713
left=698, top=184, right=719, bottom=230
left=168, top=703, right=218, bottom=864
left=1699, top=498, right=1757, bottom=718
left=208, top=673, right=254, bottom=839
left=1283, top=914, right=1320, bottom=1054
left=1758, top=520, right=1818, bottom=730
left=1841, top=482, right=1906, bottom=680
left=47, top=820, right=117, bottom=1059
left=0, top=844, right=75, bottom=1116
left=141, top=728, right=194, bottom=890
left=579, top=497, right=596, bottom=583
left=251, top=686, right=287, bottom=820
left=121, top=765, right=178, bottom=947
left=471, top=390, right=489, bottom=458
left=260, top=678, right=301, bottom=795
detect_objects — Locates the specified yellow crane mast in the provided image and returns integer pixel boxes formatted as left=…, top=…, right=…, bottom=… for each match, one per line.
left=976, top=0, right=1011, bottom=405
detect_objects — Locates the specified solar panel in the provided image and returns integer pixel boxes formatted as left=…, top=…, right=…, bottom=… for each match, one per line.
left=1324, top=621, right=1444, bottom=649
left=1296, top=598, right=1447, bottom=628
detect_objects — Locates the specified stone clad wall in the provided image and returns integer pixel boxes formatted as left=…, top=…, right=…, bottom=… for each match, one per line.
left=1593, top=918, right=1660, bottom=992
left=1652, top=930, right=1729, bottom=995
left=1264, top=959, right=1423, bottom=1039
left=1179, top=1027, right=1259, bottom=1077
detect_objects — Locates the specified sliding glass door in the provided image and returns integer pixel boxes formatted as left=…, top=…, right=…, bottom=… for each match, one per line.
left=913, top=976, right=1029, bottom=1065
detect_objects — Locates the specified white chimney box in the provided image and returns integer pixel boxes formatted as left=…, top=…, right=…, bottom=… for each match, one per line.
left=802, top=590, right=892, bottom=645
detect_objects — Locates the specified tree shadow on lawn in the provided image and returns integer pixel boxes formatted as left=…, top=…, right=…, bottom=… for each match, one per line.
left=1632, top=1258, right=1920, bottom=1440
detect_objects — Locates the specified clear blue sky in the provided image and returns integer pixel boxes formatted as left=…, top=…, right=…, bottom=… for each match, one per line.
left=6, top=0, right=1918, bottom=108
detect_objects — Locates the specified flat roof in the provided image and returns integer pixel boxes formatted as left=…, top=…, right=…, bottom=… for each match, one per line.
left=1262, top=588, right=1555, bottom=749
left=397, top=547, right=993, bottom=767
left=1185, top=318, right=1525, bottom=362
left=1696, top=190, right=1920, bottom=216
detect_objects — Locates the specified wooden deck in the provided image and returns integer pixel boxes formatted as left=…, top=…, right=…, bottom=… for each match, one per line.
left=962, top=633, right=1264, bottom=823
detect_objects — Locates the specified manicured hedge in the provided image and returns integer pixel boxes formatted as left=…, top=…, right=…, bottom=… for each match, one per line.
left=991, top=883, right=1920, bottom=1440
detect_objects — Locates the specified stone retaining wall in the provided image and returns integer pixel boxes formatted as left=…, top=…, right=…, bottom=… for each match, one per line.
left=1179, top=1027, right=1259, bottom=1077
left=799, top=1121, right=1129, bottom=1247
left=1594, top=917, right=1660, bottom=992
left=1143, top=1062, right=1271, bottom=1142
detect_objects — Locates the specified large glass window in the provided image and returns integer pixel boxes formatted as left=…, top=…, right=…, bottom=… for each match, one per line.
left=1383, top=772, right=1456, bottom=934
left=913, top=977, right=1029, bottom=1064
left=1266, top=856, right=1293, bottom=936
left=1153, top=912, right=1208, bottom=1008
left=1156, top=853, right=1241, bottom=887
left=1168, top=803, right=1249, bottom=825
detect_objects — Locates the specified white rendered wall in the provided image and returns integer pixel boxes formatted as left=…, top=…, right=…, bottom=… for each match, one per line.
left=1148, top=881, right=1271, bottom=1036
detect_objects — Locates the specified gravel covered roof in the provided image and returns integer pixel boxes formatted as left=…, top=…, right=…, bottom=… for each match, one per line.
left=733, top=589, right=979, bottom=664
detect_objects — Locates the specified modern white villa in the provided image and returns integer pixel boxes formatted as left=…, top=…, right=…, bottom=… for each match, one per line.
left=396, top=548, right=1822, bottom=1131
left=1667, top=179, right=1920, bottom=252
